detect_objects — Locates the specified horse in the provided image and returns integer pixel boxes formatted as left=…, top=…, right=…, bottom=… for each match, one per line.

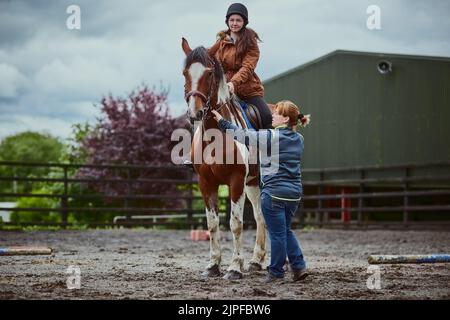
left=181, top=37, right=266, bottom=280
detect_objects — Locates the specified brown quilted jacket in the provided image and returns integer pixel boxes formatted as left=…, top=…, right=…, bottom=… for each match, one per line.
left=208, top=31, right=264, bottom=99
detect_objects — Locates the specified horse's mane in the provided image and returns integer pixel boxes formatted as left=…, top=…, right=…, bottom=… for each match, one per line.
left=184, top=46, right=224, bottom=84
left=184, top=46, right=241, bottom=125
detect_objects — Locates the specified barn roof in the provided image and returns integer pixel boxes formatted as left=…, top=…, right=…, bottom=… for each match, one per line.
left=263, top=50, right=450, bottom=83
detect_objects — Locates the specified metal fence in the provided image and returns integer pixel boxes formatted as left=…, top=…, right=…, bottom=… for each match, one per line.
left=0, top=161, right=449, bottom=229
left=0, top=161, right=212, bottom=228
left=298, top=161, right=450, bottom=229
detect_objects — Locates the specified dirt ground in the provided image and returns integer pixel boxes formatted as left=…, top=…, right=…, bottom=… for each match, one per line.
left=0, top=228, right=449, bottom=300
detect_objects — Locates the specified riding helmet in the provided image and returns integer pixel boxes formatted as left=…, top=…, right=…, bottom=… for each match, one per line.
left=225, top=3, right=249, bottom=26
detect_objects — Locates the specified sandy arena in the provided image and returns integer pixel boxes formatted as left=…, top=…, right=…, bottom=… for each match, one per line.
left=0, top=228, right=449, bottom=299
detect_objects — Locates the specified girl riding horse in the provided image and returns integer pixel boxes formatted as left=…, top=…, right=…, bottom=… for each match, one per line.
left=182, top=40, right=267, bottom=280
left=182, top=3, right=272, bottom=168
left=209, top=3, right=272, bottom=129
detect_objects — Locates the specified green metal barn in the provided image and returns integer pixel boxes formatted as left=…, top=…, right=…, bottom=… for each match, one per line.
left=263, top=50, right=450, bottom=172
left=258, top=50, right=450, bottom=227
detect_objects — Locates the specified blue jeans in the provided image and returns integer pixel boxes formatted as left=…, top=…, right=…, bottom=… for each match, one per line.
left=261, top=191, right=306, bottom=278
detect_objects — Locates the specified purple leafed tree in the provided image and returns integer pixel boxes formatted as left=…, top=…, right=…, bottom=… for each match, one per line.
left=77, top=86, right=191, bottom=209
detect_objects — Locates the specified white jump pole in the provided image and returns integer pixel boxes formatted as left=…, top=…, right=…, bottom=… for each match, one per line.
left=368, top=254, right=450, bottom=264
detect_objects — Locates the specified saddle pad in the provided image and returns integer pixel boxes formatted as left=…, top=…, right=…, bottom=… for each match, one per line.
left=235, top=99, right=255, bottom=130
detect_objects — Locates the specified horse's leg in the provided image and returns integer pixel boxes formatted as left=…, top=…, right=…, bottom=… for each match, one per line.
left=199, top=178, right=221, bottom=277
left=224, top=179, right=246, bottom=280
left=245, top=185, right=266, bottom=272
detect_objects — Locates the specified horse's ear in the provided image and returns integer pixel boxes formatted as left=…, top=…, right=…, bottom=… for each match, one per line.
left=182, top=37, right=192, bottom=56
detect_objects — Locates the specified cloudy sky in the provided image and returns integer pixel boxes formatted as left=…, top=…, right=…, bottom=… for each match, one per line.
left=1, top=0, right=449, bottom=140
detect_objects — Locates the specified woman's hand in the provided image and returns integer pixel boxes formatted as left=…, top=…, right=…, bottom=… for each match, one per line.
left=227, top=82, right=235, bottom=94
left=211, top=110, right=223, bottom=122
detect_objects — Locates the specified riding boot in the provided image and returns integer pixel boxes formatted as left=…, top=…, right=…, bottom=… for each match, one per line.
left=182, top=158, right=194, bottom=169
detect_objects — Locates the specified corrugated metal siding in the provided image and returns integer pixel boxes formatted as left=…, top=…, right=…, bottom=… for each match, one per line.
left=263, top=52, right=450, bottom=169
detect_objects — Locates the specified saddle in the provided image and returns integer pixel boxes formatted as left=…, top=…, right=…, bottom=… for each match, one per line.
left=227, top=95, right=262, bottom=185
left=231, top=96, right=263, bottom=130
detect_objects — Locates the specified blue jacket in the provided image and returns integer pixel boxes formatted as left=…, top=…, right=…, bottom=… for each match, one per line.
left=218, top=119, right=304, bottom=201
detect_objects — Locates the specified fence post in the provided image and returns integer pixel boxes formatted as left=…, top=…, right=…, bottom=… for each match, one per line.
left=358, top=170, right=365, bottom=226
left=316, top=171, right=324, bottom=227
left=341, top=187, right=351, bottom=224
left=12, top=167, right=17, bottom=193
left=403, top=167, right=410, bottom=227
left=298, top=199, right=305, bottom=228
left=125, top=168, right=132, bottom=228
left=60, top=165, right=68, bottom=228
left=187, top=170, right=194, bottom=228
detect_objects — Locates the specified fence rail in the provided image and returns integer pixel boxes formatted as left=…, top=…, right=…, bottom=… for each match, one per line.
left=0, top=160, right=449, bottom=229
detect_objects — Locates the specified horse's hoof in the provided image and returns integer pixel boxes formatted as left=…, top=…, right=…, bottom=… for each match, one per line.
left=202, top=265, right=221, bottom=277
left=223, top=270, right=243, bottom=281
left=247, top=262, right=263, bottom=272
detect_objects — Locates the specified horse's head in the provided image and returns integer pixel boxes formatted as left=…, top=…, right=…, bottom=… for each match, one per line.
left=182, top=38, right=229, bottom=123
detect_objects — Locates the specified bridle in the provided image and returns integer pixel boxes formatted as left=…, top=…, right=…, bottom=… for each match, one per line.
left=185, top=60, right=228, bottom=125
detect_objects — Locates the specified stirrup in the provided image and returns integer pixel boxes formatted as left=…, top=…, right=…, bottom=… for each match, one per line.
left=181, top=159, right=194, bottom=170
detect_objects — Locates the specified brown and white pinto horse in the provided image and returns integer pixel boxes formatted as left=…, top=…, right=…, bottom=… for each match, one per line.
left=181, top=38, right=266, bottom=280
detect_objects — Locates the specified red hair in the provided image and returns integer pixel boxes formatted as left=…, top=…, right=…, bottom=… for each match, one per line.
left=275, top=100, right=311, bottom=130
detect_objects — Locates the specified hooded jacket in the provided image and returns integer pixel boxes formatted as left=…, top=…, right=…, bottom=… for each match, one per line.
left=208, top=30, right=264, bottom=99
left=218, top=119, right=304, bottom=201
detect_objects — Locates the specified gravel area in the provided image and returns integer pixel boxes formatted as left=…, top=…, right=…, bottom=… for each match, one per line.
left=0, top=229, right=449, bottom=299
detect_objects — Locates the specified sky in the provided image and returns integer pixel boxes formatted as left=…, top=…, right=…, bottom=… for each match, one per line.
left=1, top=0, right=449, bottom=140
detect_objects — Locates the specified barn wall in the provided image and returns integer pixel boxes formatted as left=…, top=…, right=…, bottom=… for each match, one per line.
left=263, top=52, right=450, bottom=171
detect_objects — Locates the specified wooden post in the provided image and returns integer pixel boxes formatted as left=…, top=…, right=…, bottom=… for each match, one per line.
left=316, top=172, right=324, bottom=227
left=403, top=167, right=410, bottom=226
left=0, top=246, right=52, bottom=256
left=125, top=168, right=132, bottom=228
left=341, top=187, right=351, bottom=224
left=357, top=170, right=365, bottom=226
left=12, top=167, right=17, bottom=194
left=60, top=165, right=68, bottom=229
left=298, top=199, right=305, bottom=228
left=187, top=170, right=194, bottom=229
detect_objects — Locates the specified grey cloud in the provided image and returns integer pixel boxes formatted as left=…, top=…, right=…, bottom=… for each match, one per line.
left=0, top=0, right=449, bottom=139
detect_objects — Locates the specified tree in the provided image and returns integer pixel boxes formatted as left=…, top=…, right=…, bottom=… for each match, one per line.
left=10, top=187, right=60, bottom=224
left=0, top=131, right=64, bottom=193
left=76, top=86, right=190, bottom=210
left=63, top=122, right=93, bottom=165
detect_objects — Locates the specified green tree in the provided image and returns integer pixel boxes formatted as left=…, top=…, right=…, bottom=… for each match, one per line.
left=62, top=122, right=94, bottom=165
left=0, top=131, right=64, bottom=194
left=10, top=187, right=60, bottom=224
